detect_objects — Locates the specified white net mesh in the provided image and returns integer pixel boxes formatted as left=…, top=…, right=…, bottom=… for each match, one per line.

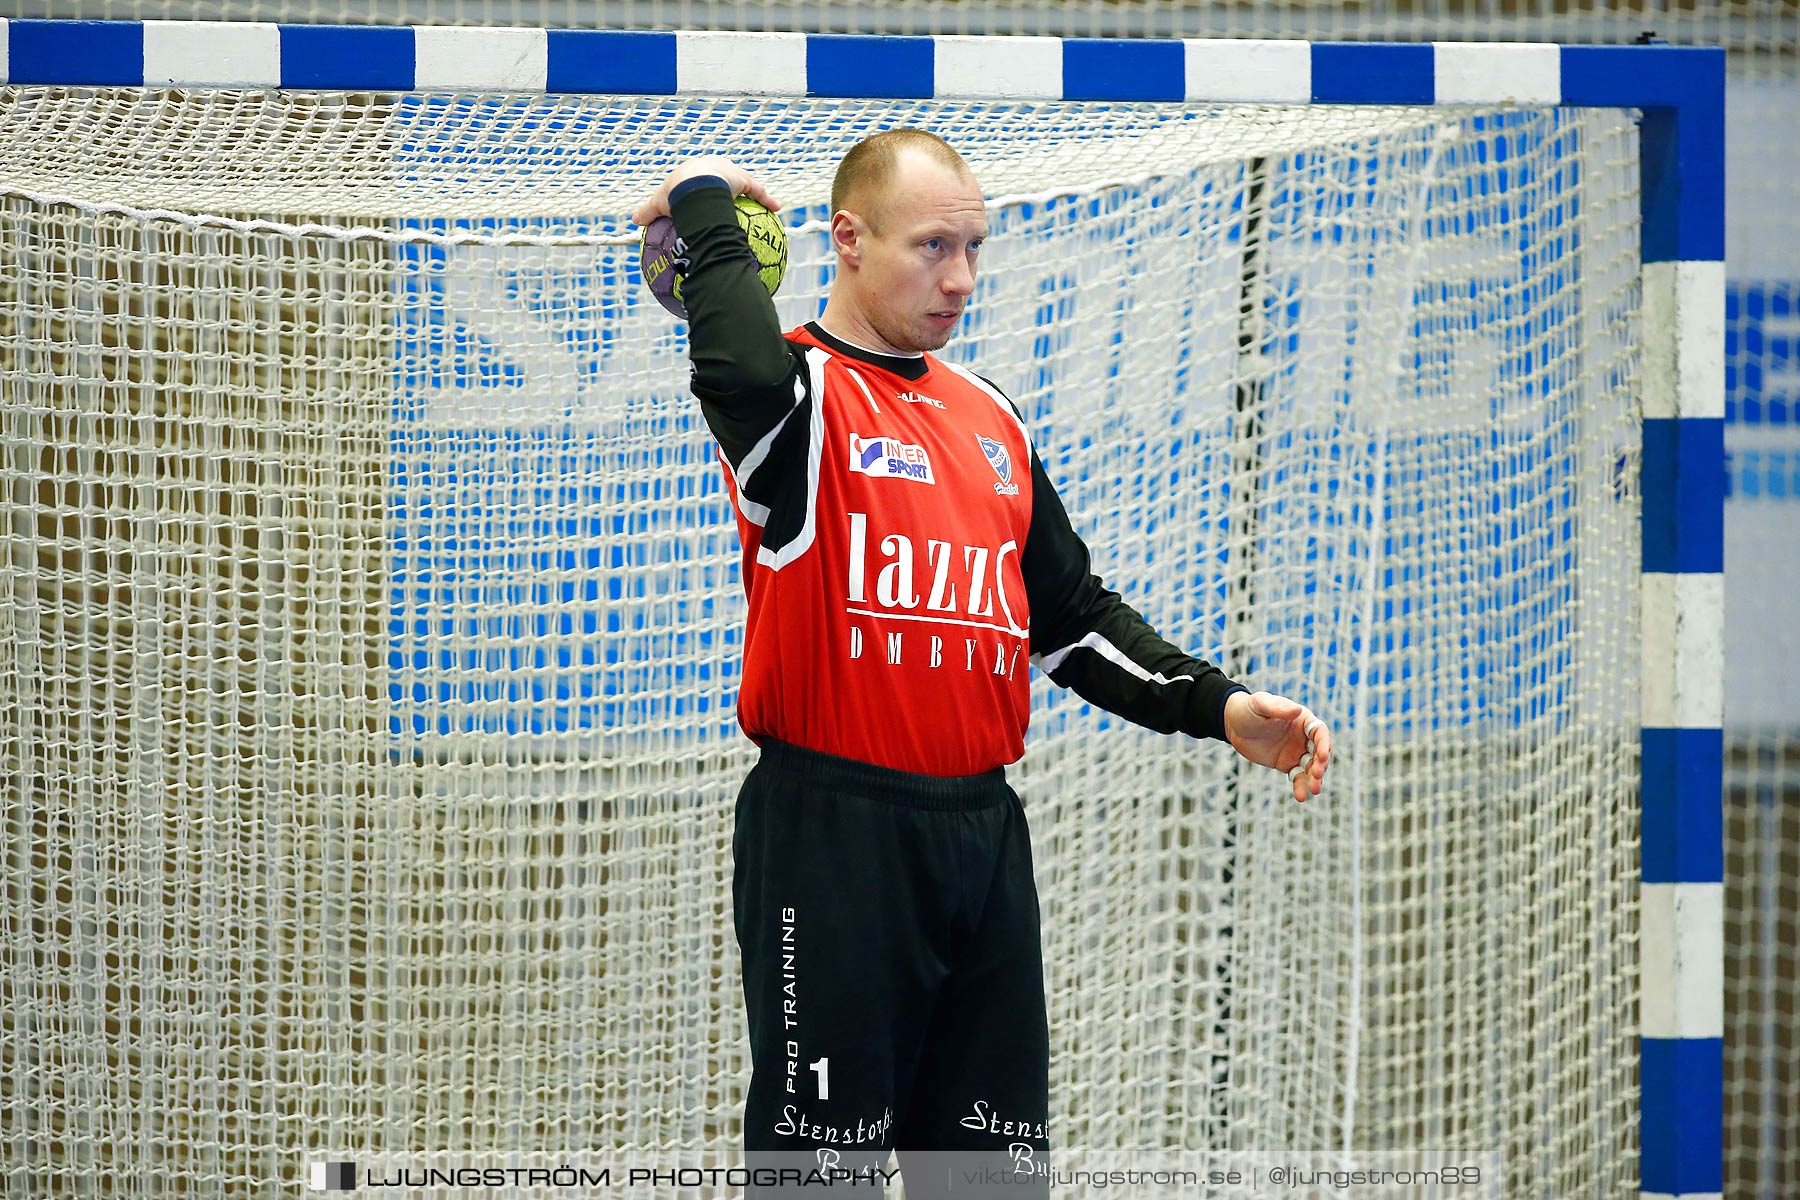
left=0, top=89, right=1440, bottom=224
left=2, top=91, right=1643, bottom=1196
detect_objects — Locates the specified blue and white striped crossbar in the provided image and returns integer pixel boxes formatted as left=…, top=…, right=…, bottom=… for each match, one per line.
left=0, top=20, right=1728, bottom=1200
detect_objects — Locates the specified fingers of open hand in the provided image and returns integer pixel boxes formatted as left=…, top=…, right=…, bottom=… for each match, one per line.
left=1284, top=713, right=1331, bottom=803
left=630, top=189, right=666, bottom=227
left=740, top=173, right=781, bottom=212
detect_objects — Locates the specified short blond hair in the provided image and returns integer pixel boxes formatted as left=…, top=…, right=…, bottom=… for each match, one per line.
left=830, top=128, right=972, bottom=230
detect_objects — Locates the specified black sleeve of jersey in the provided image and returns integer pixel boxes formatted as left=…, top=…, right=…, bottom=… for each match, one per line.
left=668, top=179, right=808, bottom=470
left=1021, top=447, right=1249, bottom=743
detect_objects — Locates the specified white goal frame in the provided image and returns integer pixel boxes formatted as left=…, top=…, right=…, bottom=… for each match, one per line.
left=0, top=20, right=1726, bottom=1199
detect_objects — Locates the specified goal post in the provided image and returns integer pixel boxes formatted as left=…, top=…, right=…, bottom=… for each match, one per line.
left=0, top=21, right=1723, bottom=1199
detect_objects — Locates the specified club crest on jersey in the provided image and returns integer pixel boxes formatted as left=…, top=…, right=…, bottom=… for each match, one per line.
left=848, top=434, right=936, bottom=484
left=978, top=435, right=1020, bottom=496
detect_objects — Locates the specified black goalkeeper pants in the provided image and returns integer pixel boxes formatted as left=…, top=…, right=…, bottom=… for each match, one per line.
left=732, top=739, right=1050, bottom=1197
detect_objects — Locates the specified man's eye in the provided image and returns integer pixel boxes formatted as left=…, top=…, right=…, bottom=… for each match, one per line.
left=924, top=238, right=942, bottom=252
left=969, top=240, right=984, bottom=254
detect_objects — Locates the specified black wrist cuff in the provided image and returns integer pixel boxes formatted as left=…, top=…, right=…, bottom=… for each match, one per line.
left=668, top=174, right=731, bottom=205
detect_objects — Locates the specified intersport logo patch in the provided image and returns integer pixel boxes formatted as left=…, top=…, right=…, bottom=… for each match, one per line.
left=847, top=434, right=936, bottom=484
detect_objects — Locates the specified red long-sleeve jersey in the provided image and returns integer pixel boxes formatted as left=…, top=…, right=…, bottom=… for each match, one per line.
left=671, top=179, right=1246, bottom=776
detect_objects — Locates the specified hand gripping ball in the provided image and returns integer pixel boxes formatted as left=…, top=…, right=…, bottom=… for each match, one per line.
left=640, top=195, right=787, bottom=320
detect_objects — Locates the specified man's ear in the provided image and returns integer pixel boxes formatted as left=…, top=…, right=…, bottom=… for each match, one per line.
left=831, top=210, right=863, bottom=267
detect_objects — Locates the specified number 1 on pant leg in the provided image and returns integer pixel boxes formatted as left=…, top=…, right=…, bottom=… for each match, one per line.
left=809, top=1057, right=829, bottom=1100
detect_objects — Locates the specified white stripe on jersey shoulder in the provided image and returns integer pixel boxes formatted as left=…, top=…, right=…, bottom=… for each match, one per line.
left=938, top=360, right=1031, bottom=449
left=842, top=366, right=883, bottom=415
left=718, top=447, right=771, bottom=528
left=734, top=371, right=807, bottom=497
left=756, top=346, right=831, bottom=572
left=1038, top=631, right=1195, bottom=685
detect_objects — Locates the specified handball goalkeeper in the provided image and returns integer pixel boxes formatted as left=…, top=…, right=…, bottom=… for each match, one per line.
left=632, top=129, right=1333, bottom=1195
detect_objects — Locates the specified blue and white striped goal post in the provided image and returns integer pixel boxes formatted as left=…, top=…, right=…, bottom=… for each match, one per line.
left=0, top=21, right=1726, bottom=1200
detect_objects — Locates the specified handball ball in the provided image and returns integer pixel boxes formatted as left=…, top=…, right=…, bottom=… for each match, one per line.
left=640, top=195, right=787, bottom=320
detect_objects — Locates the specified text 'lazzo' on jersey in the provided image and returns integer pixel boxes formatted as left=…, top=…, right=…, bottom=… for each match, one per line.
left=843, top=512, right=1028, bottom=681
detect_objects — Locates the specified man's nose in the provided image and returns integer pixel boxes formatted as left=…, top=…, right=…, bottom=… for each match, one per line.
left=943, top=256, right=976, bottom=298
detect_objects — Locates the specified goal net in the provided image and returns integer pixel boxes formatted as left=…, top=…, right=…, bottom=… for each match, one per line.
left=0, top=88, right=1642, bottom=1195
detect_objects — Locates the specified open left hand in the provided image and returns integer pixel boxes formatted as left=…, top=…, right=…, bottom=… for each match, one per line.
left=1223, top=691, right=1332, bottom=803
